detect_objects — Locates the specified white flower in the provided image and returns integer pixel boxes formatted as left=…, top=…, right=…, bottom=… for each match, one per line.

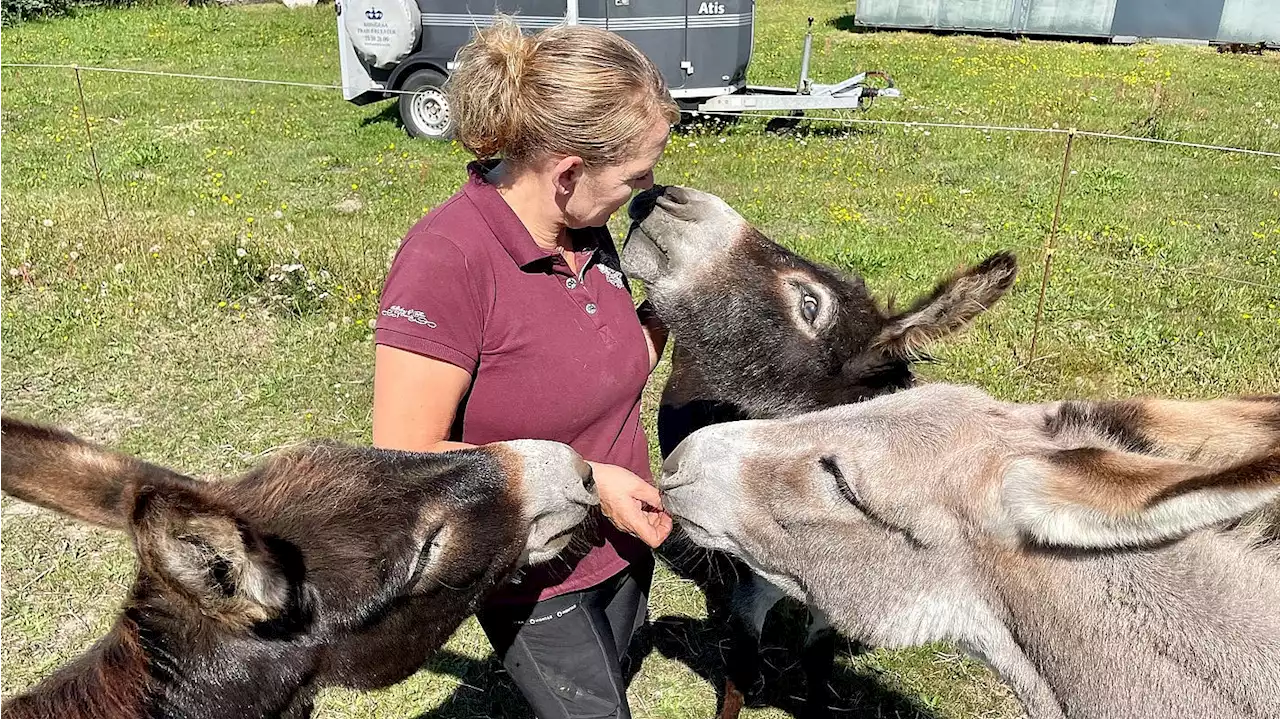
left=236, top=247, right=247, bottom=258
left=187, top=209, right=196, bottom=217
left=149, top=245, right=161, bottom=254
left=281, top=263, right=304, bottom=273
left=41, top=219, right=53, bottom=227
left=70, top=252, right=80, bottom=260
left=273, top=210, right=284, bottom=219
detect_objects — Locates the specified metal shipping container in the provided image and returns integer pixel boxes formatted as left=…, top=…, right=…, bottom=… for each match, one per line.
left=852, top=0, right=1279, bottom=46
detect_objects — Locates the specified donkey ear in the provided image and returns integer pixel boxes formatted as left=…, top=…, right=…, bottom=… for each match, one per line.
left=1002, top=447, right=1280, bottom=548
left=1, top=415, right=193, bottom=530
left=131, top=480, right=295, bottom=628
left=874, top=251, right=1017, bottom=357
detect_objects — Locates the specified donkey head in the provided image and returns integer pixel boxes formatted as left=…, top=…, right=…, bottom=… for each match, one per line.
left=661, top=384, right=1280, bottom=625
left=0, top=417, right=597, bottom=716
left=623, top=186, right=1018, bottom=418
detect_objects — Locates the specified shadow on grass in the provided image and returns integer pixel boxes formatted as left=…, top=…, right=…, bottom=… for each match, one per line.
left=412, top=650, right=530, bottom=719
left=673, top=113, right=884, bottom=140
left=413, top=631, right=654, bottom=719
left=360, top=101, right=402, bottom=130
left=827, top=14, right=863, bottom=33
left=648, top=611, right=944, bottom=719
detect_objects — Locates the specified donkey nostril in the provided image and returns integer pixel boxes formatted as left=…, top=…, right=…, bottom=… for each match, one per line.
left=628, top=186, right=665, bottom=222
left=663, top=186, right=689, bottom=205
left=662, top=440, right=690, bottom=476
left=574, top=457, right=595, bottom=492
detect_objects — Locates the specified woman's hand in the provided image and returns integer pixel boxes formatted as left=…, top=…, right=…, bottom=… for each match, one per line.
left=589, top=461, right=673, bottom=548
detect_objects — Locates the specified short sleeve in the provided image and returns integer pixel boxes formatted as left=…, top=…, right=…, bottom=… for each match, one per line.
left=375, top=232, right=485, bottom=374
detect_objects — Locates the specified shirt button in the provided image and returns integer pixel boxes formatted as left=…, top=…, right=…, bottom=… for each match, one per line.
left=585, top=303, right=598, bottom=315
left=566, top=278, right=577, bottom=290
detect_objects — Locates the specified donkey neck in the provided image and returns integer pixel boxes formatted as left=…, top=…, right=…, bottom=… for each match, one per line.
left=3, top=616, right=151, bottom=719
left=660, top=341, right=917, bottom=448
left=5, top=606, right=321, bottom=719
left=989, top=530, right=1280, bottom=719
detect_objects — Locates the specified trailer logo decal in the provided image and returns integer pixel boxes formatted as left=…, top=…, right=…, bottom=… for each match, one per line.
left=698, top=2, right=725, bottom=14
left=364, top=7, right=383, bottom=19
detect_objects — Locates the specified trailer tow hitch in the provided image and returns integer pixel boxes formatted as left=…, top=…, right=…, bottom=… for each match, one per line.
left=696, top=16, right=902, bottom=118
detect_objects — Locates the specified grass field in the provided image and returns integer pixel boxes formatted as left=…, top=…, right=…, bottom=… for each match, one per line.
left=1, top=1, right=1278, bottom=716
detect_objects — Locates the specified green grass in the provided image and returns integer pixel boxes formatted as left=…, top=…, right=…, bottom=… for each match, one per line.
left=2, top=1, right=1278, bottom=717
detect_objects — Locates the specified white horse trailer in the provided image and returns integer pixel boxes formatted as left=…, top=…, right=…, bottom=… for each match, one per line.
left=335, top=0, right=900, bottom=139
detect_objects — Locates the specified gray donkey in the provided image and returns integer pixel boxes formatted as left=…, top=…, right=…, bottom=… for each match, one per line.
left=661, top=383, right=1280, bottom=719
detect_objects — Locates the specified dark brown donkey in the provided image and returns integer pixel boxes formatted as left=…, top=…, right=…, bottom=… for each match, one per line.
left=622, top=185, right=1017, bottom=719
left=0, top=417, right=597, bottom=719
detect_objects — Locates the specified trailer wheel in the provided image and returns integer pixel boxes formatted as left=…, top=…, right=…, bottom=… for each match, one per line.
left=398, top=69, right=453, bottom=141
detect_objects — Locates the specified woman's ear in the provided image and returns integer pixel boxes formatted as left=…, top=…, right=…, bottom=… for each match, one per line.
left=551, top=156, right=586, bottom=196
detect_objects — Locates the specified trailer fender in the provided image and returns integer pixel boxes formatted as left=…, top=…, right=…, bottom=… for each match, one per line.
left=386, top=58, right=451, bottom=95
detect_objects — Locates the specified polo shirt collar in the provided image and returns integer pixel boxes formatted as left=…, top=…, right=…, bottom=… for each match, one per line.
left=463, top=160, right=599, bottom=271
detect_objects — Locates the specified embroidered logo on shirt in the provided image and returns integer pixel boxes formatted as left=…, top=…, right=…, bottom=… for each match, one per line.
left=381, top=304, right=438, bottom=328
left=597, top=264, right=626, bottom=290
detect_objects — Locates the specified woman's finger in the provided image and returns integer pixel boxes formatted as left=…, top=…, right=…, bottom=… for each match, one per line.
left=629, top=477, right=665, bottom=510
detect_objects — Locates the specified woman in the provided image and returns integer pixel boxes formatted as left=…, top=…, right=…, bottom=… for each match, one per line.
left=372, top=17, right=681, bottom=719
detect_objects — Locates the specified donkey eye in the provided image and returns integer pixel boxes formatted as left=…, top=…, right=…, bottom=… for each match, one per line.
left=818, top=455, right=864, bottom=510
left=801, top=294, right=820, bottom=323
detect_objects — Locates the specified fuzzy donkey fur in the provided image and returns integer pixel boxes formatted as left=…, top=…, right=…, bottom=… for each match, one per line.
left=662, top=385, right=1280, bottom=719
left=1, top=416, right=597, bottom=719
left=622, top=184, right=1017, bottom=719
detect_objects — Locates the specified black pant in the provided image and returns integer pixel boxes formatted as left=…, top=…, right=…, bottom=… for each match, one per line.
left=478, top=559, right=653, bottom=719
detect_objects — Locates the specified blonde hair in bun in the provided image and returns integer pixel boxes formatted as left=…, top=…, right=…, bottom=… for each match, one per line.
left=448, top=16, right=680, bottom=167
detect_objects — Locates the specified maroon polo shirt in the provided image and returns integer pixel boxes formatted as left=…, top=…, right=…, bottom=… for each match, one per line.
left=375, top=161, right=653, bottom=604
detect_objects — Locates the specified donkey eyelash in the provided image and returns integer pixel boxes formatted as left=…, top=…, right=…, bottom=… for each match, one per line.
left=819, top=455, right=867, bottom=511
left=819, top=455, right=927, bottom=548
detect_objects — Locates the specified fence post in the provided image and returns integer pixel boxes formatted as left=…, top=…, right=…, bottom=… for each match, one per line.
left=73, top=65, right=111, bottom=222
left=1028, top=129, right=1076, bottom=365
